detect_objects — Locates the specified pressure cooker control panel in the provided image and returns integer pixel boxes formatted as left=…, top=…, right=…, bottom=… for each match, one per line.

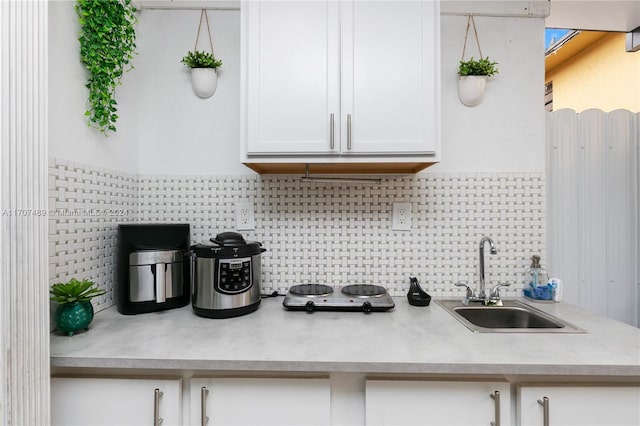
left=216, top=258, right=252, bottom=294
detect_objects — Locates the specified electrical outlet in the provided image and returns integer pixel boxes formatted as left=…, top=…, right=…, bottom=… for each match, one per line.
left=392, top=202, right=412, bottom=231
left=236, top=203, right=255, bottom=231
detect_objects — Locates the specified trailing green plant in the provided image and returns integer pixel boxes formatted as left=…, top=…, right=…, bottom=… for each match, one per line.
left=76, top=0, right=138, bottom=135
left=458, top=57, right=499, bottom=77
left=50, top=278, right=106, bottom=305
left=181, top=50, right=222, bottom=69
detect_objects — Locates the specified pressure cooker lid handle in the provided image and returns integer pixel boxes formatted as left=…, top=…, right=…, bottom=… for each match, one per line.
left=210, top=231, right=247, bottom=247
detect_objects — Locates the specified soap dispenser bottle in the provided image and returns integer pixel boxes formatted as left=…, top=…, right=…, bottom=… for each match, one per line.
left=523, top=255, right=550, bottom=299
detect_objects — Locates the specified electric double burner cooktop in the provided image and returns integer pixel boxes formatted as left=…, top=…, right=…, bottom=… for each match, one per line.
left=283, top=284, right=395, bottom=313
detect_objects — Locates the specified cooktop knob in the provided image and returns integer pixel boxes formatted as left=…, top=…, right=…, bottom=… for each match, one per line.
left=305, top=301, right=315, bottom=313
left=362, top=301, right=372, bottom=313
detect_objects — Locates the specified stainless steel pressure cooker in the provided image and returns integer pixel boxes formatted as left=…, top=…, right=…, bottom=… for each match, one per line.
left=191, top=232, right=266, bottom=318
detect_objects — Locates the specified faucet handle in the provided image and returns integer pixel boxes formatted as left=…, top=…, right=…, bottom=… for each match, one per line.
left=454, top=282, right=475, bottom=299
left=490, top=283, right=511, bottom=298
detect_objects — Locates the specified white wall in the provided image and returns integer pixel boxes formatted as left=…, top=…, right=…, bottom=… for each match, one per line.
left=133, top=8, right=244, bottom=175
left=48, top=2, right=546, bottom=175
left=48, top=1, right=140, bottom=173
left=46, top=1, right=550, bottom=315
left=434, top=14, right=545, bottom=173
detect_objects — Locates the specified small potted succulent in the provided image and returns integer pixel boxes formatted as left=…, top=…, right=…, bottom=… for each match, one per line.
left=181, top=50, right=223, bottom=99
left=50, top=278, right=105, bottom=336
left=457, top=57, right=499, bottom=107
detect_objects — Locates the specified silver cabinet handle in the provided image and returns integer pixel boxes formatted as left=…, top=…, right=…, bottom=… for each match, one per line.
left=346, top=114, right=352, bottom=150
left=537, top=396, right=549, bottom=426
left=329, top=113, right=335, bottom=150
left=201, top=386, right=209, bottom=426
left=154, top=388, right=163, bottom=425
left=490, top=390, right=501, bottom=426
left=155, top=263, right=166, bottom=303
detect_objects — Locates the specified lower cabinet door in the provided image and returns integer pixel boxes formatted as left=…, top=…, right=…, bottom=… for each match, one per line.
left=190, top=377, right=330, bottom=426
left=366, top=379, right=511, bottom=426
left=51, top=377, right=181, bottom=426
left=518, top=385, right=640, bottom=426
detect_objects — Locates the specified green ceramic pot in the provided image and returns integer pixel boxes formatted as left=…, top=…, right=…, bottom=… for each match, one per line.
left=54, top=301, right=94, bottom=336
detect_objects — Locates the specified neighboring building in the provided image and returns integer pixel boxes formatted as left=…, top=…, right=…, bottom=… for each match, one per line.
left=544, top=30, right=640, bottom=112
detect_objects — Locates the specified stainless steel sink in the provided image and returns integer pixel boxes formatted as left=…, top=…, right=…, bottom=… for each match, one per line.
left=436, top=299, right=586, bottom=333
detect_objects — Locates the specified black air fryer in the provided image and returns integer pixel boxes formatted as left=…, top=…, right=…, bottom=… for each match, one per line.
left=117, top=224, right=190, bottom=314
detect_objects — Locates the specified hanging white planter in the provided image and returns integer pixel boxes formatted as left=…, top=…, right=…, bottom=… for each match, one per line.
left=458, top=75, right=487, bottom=107
left=182, top=9, right=222, bottom=100
left=191, top=68, right=218, bottom=99
left=457, top=15, right=498, bottom=108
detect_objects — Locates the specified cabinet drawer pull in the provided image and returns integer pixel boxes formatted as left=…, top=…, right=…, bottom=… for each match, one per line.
left=347, top=114, right=352, bottom=150
left=490, top=390, right=500, bottom=426
left=537, top=396, right=549, bottom=426
left=153, top=388, right=163, bottom=425
left=201, top=386, right=209, bottom=425
left=329, top=113, right=335, bottom=150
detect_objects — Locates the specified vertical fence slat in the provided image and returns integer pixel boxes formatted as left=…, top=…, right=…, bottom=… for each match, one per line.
left=547, top=109, right=580, bottom=303
left=578, top=109, right=608, bottom=316
left=605, top=110, right=637, bottom=323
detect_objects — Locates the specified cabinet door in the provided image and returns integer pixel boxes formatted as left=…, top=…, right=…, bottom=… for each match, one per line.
left=244, top=1, right=340, bottom=155
left=366, top=380, right=511, bottom=426
left=51, top=377, right=181, bottom=426
left=342, top=1, right=439, bottom=155
left=518, top=385, right=640, bottom=426
left=190, top=377, right=330, bottom=426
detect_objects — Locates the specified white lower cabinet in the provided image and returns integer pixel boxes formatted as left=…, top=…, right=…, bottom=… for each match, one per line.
left=50, top=377, right=181, bottom=426
left=365, top=379, right=511, bottom=426
left=190, top=377, right=331, bottom=426
left=50, top=375, right=640, bottom=426
left=518, top=385, right=640, bottom=426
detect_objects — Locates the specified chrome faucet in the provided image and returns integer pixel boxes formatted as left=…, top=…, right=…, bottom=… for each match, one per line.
left=478, top=236, right=497, bottom=300
left=455, top=236, right=510, bottom=305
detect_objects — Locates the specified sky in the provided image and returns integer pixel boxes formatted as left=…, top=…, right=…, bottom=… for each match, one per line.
left=545, top=28, right=571, bottom=49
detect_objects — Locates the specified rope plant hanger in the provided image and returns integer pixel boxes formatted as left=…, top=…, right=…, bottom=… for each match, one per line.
left=181, top=8, right=223, bottom=99
left=194, top=9, right=215, bottom=60
left=461, top=15, right=483, bottom=66
left=457, top=15, right=498, bottom=107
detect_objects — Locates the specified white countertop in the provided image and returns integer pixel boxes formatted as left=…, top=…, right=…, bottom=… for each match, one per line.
left=50, top=297, right=640, bottom=377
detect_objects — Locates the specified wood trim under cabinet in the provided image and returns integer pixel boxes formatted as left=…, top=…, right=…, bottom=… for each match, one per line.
left=243, top=162, right=437, bottom=175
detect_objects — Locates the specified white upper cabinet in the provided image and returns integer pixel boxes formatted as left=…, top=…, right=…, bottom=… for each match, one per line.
left=244, top=1, right=341, bottom=155
left=343, top=1, right=438, bottom=155
left=241, top=0, right=440, bottom=173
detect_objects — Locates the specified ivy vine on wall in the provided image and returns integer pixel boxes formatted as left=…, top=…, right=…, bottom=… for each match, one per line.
left=76, top=0, right=138, bottom=135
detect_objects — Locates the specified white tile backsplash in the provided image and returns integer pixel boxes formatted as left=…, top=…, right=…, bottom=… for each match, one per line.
left=49, top=158, right=139, bottom=312
left=49, top=158, right=546, bottom=312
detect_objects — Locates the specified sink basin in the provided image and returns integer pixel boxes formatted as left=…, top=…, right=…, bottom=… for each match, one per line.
left=436, top=299, right=586, bottom=333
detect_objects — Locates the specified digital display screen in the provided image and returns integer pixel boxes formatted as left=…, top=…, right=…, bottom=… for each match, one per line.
left=230, top=262, right=243, bottom=270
